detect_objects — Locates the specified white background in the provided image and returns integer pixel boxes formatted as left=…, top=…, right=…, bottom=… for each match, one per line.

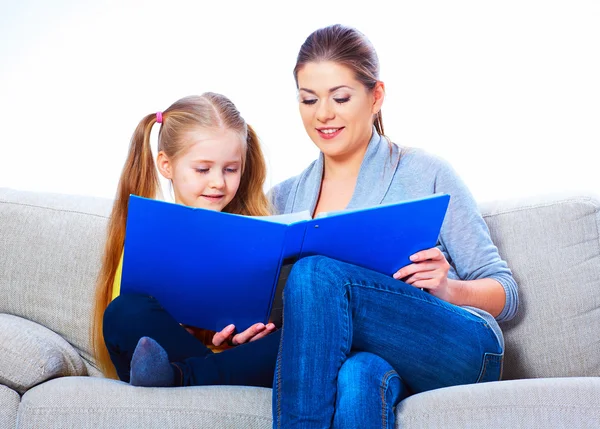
left=1, top=0, right=598, bottom=204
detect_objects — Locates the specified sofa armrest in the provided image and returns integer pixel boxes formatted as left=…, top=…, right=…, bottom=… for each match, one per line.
left=0, top=313, right=87, bottom=394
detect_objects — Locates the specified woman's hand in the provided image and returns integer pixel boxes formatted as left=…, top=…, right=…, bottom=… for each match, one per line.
left=212, top=322, right=277, bottom=347
left=393, top=247, right=454, bottom=302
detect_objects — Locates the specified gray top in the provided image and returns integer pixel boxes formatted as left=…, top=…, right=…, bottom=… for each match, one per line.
left=268, top=129, right=519, bottom=351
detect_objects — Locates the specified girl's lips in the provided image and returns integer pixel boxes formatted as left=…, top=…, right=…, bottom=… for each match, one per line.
left=202, top=195, right=224, bottom=201
left=317, top=127, right=344, bottom=140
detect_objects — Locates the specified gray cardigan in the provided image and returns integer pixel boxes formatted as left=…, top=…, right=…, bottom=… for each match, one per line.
left=268, top=129, right=519, bottom=350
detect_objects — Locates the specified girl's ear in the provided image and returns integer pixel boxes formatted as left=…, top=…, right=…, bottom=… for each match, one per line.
left=372, top=81, right=385, bottom=114
left=157, top=151, right=173, bottom=180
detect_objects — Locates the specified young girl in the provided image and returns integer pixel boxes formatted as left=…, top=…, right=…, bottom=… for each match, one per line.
left=91, top=93, right=278, bottom=383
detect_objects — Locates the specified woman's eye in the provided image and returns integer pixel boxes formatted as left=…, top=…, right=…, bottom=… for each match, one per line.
left=334, top=97, right=350, bottom=104
left=301, top=99, right=317, bottom=105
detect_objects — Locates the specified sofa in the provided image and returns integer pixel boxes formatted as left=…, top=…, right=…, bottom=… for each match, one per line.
left=1, top=186, right=599, bottom=428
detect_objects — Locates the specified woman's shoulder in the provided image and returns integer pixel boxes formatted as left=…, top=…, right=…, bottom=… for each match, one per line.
left=397, top=144, right=457, bottom=175
left=267, top=159, right=319, bottom=214
left=268, top=175, right=297, bottom=204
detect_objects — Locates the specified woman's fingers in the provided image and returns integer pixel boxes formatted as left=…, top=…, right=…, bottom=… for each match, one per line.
left=409, top=247, right=444, bottom=262
left=393, top=262, right=437, bottom=279
left=394, top=247, right=449, bottom=280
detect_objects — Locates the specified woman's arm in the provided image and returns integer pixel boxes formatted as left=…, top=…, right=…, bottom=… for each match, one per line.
left=394, top=247, right=506, bottom=317
left=447, top=278, right=505, bottom=318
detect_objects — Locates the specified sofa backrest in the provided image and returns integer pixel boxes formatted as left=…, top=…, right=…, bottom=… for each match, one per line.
left=0, top=188, right=111, bottom=375
left=480, top=193, right=600, bottom=380
left=1, top=187, right=599, bottom=380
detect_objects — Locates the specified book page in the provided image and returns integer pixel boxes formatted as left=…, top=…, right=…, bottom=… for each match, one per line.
left=250, top=210, right=312, bottom=224
left=315, top=209, right=349, bottom=219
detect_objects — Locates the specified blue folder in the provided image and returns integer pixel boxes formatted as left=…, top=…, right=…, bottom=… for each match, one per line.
left=120, top=193, right=450, bottom=332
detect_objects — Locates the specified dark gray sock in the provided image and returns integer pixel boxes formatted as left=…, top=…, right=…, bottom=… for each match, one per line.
left=129, top=336, right=175, bottom=387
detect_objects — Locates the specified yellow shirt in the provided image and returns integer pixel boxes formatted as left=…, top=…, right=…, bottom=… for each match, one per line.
left=111, top=251, right=123, bottom=301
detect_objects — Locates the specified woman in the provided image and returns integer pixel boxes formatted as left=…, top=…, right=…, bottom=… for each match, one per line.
left=269, top=24, right=518, bottom=428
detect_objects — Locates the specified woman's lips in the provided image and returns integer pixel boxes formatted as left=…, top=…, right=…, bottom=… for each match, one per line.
left=317, top=127, right=344, bottom=140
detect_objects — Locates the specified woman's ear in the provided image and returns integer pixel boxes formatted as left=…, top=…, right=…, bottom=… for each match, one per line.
left=156, top=151, right=173, bottom=180
left=372, top=81, right=385, bottom=114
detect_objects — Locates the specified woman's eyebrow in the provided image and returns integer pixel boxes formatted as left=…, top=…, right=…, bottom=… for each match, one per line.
left=298, top=85, right=353, bottom=95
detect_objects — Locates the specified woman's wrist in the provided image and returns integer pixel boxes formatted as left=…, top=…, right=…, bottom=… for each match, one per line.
left=446, top=279, right=468, bottom=306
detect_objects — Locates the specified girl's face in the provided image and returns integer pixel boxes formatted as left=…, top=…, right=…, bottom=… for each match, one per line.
left=158, top=127, right=244, bottom=212
left=296, top=61, right=384, bottom=161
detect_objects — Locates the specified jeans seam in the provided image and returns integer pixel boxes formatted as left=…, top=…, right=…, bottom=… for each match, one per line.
left=476, top=352, right=503, bottom=383
left=380, top=369, right=398, bottom=429
left=340, top=285, right=352, bottom=369
left=346, top=280, right=490, bottom=327
left=276, top=317, right=284, bottom=428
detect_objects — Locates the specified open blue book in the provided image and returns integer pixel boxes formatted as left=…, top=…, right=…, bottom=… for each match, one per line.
left=120, top=193, right=450, bottom=332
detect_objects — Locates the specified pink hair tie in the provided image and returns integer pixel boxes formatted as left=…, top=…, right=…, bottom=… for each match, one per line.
left=156, top=111, right=163, bottom=124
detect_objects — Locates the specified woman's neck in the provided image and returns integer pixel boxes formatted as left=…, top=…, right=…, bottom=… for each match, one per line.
left=322, top=144, right=368, bottom=182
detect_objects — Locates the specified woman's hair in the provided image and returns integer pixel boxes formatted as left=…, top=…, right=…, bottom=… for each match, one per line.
left=294, top=24, right=385, bottom=136
left=91, top=93, right=270, bottom=378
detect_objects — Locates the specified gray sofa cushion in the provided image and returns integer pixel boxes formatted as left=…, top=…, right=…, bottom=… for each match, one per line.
left=0, top=188, right=111, bottom=373
left=17, top=376, right=600, bottom=429
left=480, top=194, right=600, bottom=380
left=396, top=376, right=600, bottom=428
left=0, top=384, right=19, bottom=429
left=0, top=314, right=87, bottom=394
left=18, top=377, right=272, bottom=429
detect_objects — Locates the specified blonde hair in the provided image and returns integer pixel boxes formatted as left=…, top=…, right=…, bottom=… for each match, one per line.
left=91, top=93, right=270, bottom=378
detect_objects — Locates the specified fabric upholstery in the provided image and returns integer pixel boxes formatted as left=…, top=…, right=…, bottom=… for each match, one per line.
left=396, top=376, right=600, bottom=428
left=0, top=188, right=111, bottom=373
left=0, top=384, right=19, bottom=429
left=18, top=377, right=272, bottom=429
left=480, top=194, right=600, bottom=380
left=0, top=314, right=87, bottom=394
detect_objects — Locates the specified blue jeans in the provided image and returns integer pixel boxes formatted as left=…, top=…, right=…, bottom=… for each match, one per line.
left=273, top=256, right=504, bottom=429
left=103, top=293, right=279, bottom=386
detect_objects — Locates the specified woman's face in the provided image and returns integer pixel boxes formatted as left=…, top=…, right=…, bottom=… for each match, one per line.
left=296, top=61, right=384, bottom=161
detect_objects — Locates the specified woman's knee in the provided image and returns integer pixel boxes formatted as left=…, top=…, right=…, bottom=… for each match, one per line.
left=284, top=256, right=346, bottom=302
left=338, top=352, right=395, bottom=387
left=338, top=352, right=403, bottom=402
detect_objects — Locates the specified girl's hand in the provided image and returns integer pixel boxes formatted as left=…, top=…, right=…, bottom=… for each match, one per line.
left=212, top=322, right=277, bottom=347
left=393, top=247, right=453, bottom=301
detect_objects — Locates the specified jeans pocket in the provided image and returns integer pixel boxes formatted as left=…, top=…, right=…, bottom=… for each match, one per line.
left=476, top=352, right=504, bottom=383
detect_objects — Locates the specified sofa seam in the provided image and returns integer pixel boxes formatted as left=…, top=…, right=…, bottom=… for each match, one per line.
left=0, top=200, right=109, bottom=219
left=19, top=407, right=271, bottom=419
left=480, top=196, right=599, bottom=218
left=482, top=196, right=600, bottom=265
left=402, top=403, right=600, bottom=420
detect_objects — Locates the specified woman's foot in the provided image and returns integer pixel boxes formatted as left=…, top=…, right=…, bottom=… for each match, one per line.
left=130, top=336, right=175, bottom=387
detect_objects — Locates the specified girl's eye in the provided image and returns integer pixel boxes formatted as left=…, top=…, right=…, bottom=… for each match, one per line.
left=334, top=97, right=350, bottom=104
left=195, top=168, right=209, bottom=174
left=225, top=168, right=239, bottom=174
left=301, top=99, right=317, bottom=105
